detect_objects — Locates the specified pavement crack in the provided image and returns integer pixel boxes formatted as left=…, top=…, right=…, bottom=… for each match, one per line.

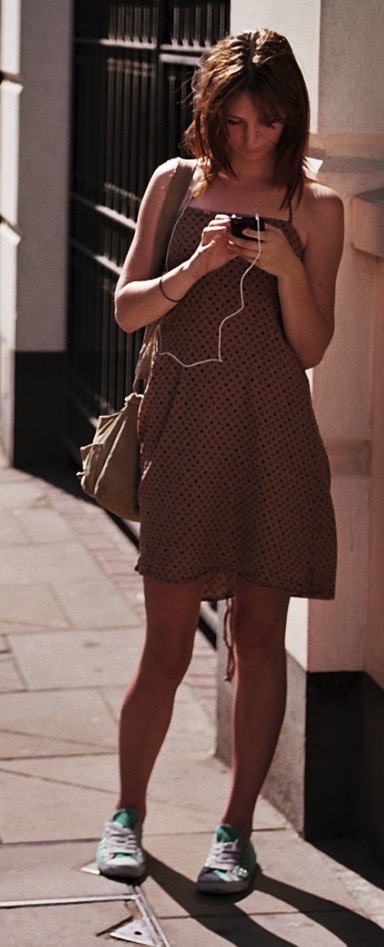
left=0, top=725, right=113, bottom=750
left=0, top=763, right=115, bottom=794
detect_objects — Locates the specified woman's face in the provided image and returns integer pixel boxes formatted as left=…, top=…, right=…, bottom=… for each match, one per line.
left=223, top=92, right=286, bottom=164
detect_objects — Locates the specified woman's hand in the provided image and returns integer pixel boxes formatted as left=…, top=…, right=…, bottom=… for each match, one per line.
left=228, top=223, right=299, bottom=279
left=224, top=185, right=344, bottom=370
left=188, top=214, right=237, bottom=278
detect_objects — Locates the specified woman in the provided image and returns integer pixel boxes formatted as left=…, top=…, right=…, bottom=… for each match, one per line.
left=96, top=29, right=344, bottom=894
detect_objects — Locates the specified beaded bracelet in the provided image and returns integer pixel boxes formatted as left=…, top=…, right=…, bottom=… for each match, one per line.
left=159, top=275, right=183, bottom=303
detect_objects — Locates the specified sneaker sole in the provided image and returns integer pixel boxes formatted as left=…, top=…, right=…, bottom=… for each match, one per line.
left=196, top=874, right=254, bottom=895
left=98, top=862, right=146, bottom=880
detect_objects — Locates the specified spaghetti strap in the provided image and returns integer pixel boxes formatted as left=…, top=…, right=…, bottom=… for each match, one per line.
left=288, top=200, right=293, bottom=223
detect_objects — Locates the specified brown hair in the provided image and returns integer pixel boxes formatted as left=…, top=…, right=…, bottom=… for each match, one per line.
left=184, top=30, right=310, bottom=208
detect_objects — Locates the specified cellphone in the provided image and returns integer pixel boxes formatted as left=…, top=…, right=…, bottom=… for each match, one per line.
left=230, top=214, right=265, bottom=238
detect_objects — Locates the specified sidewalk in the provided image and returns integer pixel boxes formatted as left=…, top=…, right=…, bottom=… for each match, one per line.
left=0, top=449, right=383, bottom=946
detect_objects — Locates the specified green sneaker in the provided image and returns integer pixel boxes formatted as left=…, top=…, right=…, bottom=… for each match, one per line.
left=197, top=824, right=256, bottom=894
left=96, top=808, right=146, bottom=879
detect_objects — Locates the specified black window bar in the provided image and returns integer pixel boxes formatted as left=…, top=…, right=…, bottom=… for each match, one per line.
left=66, top=1, right=229, bottom=453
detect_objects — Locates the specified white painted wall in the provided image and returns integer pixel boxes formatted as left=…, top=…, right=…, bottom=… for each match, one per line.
left=0, top=81, right=21, bottom=228
left=230, top=0, right=322, bottom=129
left=1, top=0, right=21, bottom=74
left=0, top=0, right=73, bottom=353
left=320, top=0, right=384, bottom=134
left=0, top=0, right=22, bottom=389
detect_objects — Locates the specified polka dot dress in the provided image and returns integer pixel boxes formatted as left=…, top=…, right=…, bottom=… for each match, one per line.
left=136, top=206, right=337, bottom=602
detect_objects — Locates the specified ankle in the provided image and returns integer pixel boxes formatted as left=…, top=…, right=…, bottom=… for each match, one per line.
left=220, top=816, right=252, bottom=840
left=116, top=801, right=146, bottom=823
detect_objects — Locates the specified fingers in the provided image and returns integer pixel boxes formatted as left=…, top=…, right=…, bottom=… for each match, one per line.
left=231, top=223, right=293, bottom=275
left=199, top=218, right=281, bottom=270
left=200, top=215, right=231, bottom=249
left=227, top=231, right=264, bottom=261
left=204, top=216, right=229, bottom=235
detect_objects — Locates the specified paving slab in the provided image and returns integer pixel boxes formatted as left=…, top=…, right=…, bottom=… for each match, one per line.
left=0, top=510, right=30, bottom=544
left=0, top=689, right=117, bottom=752
left=8, top=629, right=142, bottom=689
left=248, top=829, right=363, bottom=911
left=52, top=575, right=137, bottom=628
left=0, top=582, right=70, bottom=632
left=0, top=901, right=131, bottom=947
left=0, top=541, right=100, bottom=584
left=327, top=850, right=384, bottom=921
left=0, top=840, right=129, bottom=900
left=142, top=830, right=362, bottom=919
left=0, top=769, right=117, bottom=842
left=1, top=753, right=118, bottom=794
left=99, top=685, right=126, bottom=719
left=258, top=910, right=384, bottom=945
left=252, top=798, right=288, bottom=832
left=139, top=840, right=288, bottom=921
left=0, top=731, right=112, bottom=760
left=144, top=757, right=230, bottom=836
left=0, top=464, right=30, bottom=481
left=0, top=653, right=25, bottom=691
left=160, top=910, right=384, bottom=946
left=12, top=506, right=78, bottom=543
left=0, top=480, right=48, bottom=508
left=0, top=733, right=216, bottom=800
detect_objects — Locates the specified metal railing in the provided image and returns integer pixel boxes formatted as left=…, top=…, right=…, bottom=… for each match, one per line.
left=66, top=1, right=229, bottom=449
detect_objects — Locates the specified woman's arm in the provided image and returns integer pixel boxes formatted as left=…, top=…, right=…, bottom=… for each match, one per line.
left=114, top=161, right=233, bottom=333
left=276, top=185, right=344, bottom=368
left=234, top=182, right=344, bottom=369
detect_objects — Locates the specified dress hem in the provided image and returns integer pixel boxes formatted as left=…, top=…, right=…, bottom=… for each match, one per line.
left=135, top=561, right=335, bottom=602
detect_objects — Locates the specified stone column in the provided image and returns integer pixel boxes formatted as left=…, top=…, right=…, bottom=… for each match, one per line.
left=216, top=0, right=384, bottom=860
left=0, top=0, right=73, bottom=465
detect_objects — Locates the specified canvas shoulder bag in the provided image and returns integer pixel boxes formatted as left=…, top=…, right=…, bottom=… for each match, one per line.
left=77, top=158, right=196, bottom=520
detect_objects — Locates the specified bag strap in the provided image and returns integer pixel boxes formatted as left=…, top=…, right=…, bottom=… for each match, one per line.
left=134, top=158, right=197, bottom=384
left=150, top=158, right=197, bottom=277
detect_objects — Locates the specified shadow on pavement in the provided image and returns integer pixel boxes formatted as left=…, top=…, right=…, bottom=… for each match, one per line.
left=148, top=853, right=384, bottom=946
left=312, top=837, right=384, bottom=890
left=19, top=457, right=88, bottom=499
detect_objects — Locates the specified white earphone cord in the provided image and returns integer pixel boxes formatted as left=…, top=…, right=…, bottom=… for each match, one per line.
left=158, top=214, right=262, bottom=369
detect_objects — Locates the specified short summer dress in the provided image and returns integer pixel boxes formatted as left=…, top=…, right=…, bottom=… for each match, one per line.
left=136, top=204, right=337, bottom=603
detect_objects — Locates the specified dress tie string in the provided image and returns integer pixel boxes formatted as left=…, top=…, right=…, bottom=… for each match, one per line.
left=223, top=597, right=236, bottom=682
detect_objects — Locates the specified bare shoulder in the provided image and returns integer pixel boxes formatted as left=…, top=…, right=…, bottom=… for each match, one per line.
left=293, top=178, right=344, bottom=253
left=141, top=158, right=181, bottom=209
left=301, top=178, right=344, bottom=227
left=150, top=157, right=181, bottom=186
left=117, top=158, right=193, bottom=283
left=135, top=157, right=197, bottom=236
left=132, top=158, right=181, bottom=239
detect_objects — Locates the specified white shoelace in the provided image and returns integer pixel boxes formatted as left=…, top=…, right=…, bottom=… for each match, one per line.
left=205, top=839, right=243, bottom=869
left=106, top=822, right=141, bottom=856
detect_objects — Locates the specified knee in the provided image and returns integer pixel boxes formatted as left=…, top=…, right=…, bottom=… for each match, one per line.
left=234, top=611, right=286, bottom=668
left=140, top=637, right=193, bottom=689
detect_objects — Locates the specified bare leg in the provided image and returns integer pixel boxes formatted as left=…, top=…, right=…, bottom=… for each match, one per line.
left=117, top=576, right=203, bottom=820
left=221, top=580, right=290, bottom=839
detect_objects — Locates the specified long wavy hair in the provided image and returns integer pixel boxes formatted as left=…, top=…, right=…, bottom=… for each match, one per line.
left=184, top=30, right=310, bottom=208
